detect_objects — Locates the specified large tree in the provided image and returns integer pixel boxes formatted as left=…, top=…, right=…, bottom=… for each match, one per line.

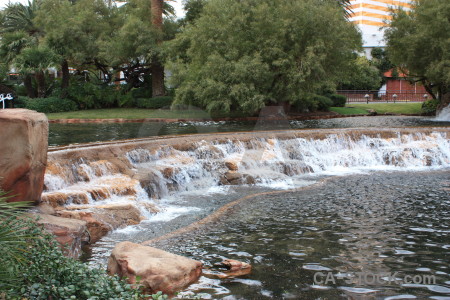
left=35, top=0, right=112, bottom=95
left=385, top=0, right=450, bottom=109
left=0, top=0, right=43, bottom=97
left=168, top=0, right=361, bottom=114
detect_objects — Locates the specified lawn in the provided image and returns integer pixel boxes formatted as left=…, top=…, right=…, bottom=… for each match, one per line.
left=349, top=103, right=423, bottom=115
left=47, top=103, right=423, bottom=120
left=329, top=107, right=369, bottom=115
left=46, top=108, right=247, bottom=120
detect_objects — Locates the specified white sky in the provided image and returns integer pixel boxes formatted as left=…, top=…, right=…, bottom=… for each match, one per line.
left=0, top=0, right=186, bottom=18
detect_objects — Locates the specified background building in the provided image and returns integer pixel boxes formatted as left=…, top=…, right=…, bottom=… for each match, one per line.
left=348, top=0, right=412, bottom=58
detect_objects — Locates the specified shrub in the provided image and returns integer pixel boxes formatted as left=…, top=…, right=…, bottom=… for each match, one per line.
left=329, top=94, right=347, bottom=107
left=1, top=217, right=146, bottom=299
left=20, top=97, right=78, bottom=113
left=313, top=95, right=333, bottom=111
left=136, top=96, right=173, bottom=109
left=421, top=99, right=439, bottom=115
left=131, top=87, right=152, bottom=99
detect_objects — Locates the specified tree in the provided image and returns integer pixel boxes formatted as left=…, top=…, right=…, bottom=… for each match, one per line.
left=35, top=0, right=112, bottom=96
left=338, top=56, right=382, bottom=90
left=168, top=0, right=361, bottom=114
left=385, top=0, right=450, bottom=109
left=150, top=0, right=165, bottom=97
left=0, top=0, right=42, bottom=97
left=14, top=46, right=59, bottom=97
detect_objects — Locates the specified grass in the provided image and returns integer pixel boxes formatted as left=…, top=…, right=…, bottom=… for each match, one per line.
left=46, top=108, right=248, bottom=120
left=349, top=103, right=422, bottom=115
left=329, top=107, right=369, bottom=115
left=47, top=102, right=423, bottom=120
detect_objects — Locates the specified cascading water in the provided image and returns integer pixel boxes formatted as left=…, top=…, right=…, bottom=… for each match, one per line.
left=42, top=130, right=449, bottom=236
left=436, top=104, right=450, bottom=121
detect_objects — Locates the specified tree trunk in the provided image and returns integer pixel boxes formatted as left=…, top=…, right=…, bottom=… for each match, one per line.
left=151, top=0, right=163, bottom=29
left=24, top=74, right=36, bottom=98
left=60, top=59, right=70, bottom=98
left=151, top=0, right=165, bottom=97
left=35, top=71, right=46, bottom=98
left=151, top=62, right=165, bottom=97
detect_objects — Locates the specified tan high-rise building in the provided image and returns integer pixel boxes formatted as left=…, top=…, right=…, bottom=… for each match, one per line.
left=348, top=0, right=412, bottom=57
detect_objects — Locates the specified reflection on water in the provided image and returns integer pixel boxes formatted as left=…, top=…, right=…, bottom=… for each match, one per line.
left=149, top=171, right=450, bottom=299
left=49, top=116, right=450, bottom=146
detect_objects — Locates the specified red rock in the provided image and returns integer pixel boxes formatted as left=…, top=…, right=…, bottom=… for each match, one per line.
left=108, top=242, right=202, bottom=295
left=0, top=109, right=48, bottom=204
left=33, top=213, right=88, bottom=258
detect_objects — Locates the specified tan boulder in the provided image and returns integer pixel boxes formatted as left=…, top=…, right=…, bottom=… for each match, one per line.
left=224, top=160, right=239, bottom=171
left=56, top=210, right=110, bottom=243
left=0, top=109, right=48, bottom=204
left=33, top=213, right=88, bottom=258
left=65, top=203, right=143, bottom=228
left=220, top=171, right=255, bottom=185
left=107, top=241, right=202, bottom=295
left=41, top=191, right=90, bottom=207
left=205, top=259, right=252, bottom=279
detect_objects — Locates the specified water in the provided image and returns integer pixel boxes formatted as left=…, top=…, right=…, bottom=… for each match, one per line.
left=42, top=126, right=450, bottom=299
left=48, top=116, right=450, bottom=146
left=151, top=171, right=450, bottom=299
left=436, top=105, right=450, bottom=122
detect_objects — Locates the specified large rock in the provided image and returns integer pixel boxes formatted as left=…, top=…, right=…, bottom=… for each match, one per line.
left=0, top=109, right=48, bottom=204
left=57, top=203, right=146, bottom=243
left=107, top=241, right=202, bottom=295
left=33, top=213, right=88, bottom=258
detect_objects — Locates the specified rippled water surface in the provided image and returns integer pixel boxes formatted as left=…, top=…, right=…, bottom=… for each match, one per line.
left=49, top=116, right=449, bottom=146
left=146, top=171, right=450, bottom=299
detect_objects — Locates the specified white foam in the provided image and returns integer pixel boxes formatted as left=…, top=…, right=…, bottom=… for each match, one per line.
left=145, top=205, right=201, bottom=222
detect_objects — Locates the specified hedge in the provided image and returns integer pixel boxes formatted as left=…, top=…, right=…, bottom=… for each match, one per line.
left=15, top=97, right=78, bottom=113
left=135, top=96, right=173, bottom=109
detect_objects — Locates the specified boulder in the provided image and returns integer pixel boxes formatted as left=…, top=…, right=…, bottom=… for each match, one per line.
left=220, top=171, right=255, bottom=185
left=224, top=160, right=239, bottom=171
left=0, top=109, right=48, bottom=203
left=107, top=241, right=202, bottom=295
left=56, top=210, right=110, bottom=243
left=205, top=259, right=252, bottom=278
left=33, top=213, right=88, bottom=258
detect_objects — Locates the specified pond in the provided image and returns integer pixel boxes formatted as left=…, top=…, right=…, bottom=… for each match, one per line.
left=150, top=171, right=450, bottom=299
left=49, top=115, right=450, bottom=146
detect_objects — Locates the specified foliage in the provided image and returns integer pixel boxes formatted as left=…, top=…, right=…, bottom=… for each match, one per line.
left=313, top=95, right=333, bottom=112
left=338, top=56, right=382, bottom=90
left=0, top=192, right=31, bottom=292
left=421, top=99, right=440, bottom=115
left=14, top=46, right=59, bottom=74
left=17, top=96, right=78, bottom=113
left=136, top=96, right=173, bottom=109
left=180, top=0, right=207, bottom=26
left=1, top=220, right=145, bottom=299
left=385, top=0, right=450, bottom=100
left=370, top=48, right=394, bottom=77
left=329, top=94, right=347, bottom=107
left=57, top=79, right=134, bottom=109
left=168, top=0, right=361, bottom=114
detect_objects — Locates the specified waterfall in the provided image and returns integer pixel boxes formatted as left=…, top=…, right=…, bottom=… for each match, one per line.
left=41, top=129, right=449, bottom=236
left=436, top=104, right=450, bottom=121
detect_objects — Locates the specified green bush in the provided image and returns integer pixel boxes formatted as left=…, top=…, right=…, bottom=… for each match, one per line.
left=313, top=95, right=333, bottom=111
left=136, top=96, right=173, bottom=109
left=1, top=218, right=146, bottom=299
left=329, top=94, right=347, bottom=107
left=15, top=96, right=78, bottom=113
left=421, top=99, right=439, bottom=115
